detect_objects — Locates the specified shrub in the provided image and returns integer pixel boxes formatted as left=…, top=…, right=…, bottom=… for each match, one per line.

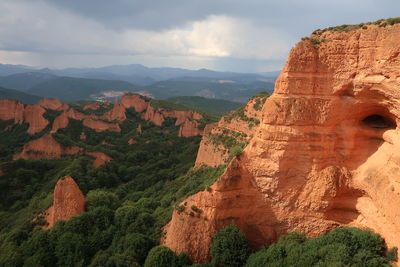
left=143, top=245, right=179, bottom=267
left=246, top=228, right=396, bottom=267
left=86, top=190, right=120, bottom=211
left=211, top=224, right=252, bottom=267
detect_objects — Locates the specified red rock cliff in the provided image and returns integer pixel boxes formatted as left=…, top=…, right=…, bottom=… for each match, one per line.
left=38, top=98, right=68, bottom=111
left=44, top=176, right=85, bottom=228
left=121, top=94, right=149, bottom=112
left=23, top=105, right=49, bottom=134
left=13, top=134, right=82, bottom=160
left=0, top=99, right=24, bottom=123
left=194, top=96, right=265, bottom=167
left=163, top=23, right=400, bottom=262
left=0, top=100, right=49, bottom=134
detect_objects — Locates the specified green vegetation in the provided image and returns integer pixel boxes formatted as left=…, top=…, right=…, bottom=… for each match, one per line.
left=145, top=80, right=274, bottom=103
left=224, top=105, right=260, bottom=128
left=27, top=76, right=138, bottom=102
left=246, top=227, right=397, bottom=267
left=211, top=224, right=252, bottom=267
left=250, top=91, right=269, bottom=111
left=312, top=17, right=400, bottom=34
left=193, top=226, right=397, bottom=267
left=0, top=86, right=41, bottom=104
left=150, top=99, right=191, bottom=111
left=167, top=96, right=243, bottom=116
left=0, top=95, right=397, bottom=266
left=0, top=120, right=31, bottom=162
left=0, top=100, right=228, bottom=266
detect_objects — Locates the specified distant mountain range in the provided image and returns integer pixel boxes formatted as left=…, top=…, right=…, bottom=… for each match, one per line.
left=0, top=63, right=279, bottom=103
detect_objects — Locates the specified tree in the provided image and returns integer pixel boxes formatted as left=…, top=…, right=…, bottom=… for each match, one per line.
left=144, top=246, right=179, bottom=267
left=86, top=189, right=120, bottom=211
left=210, top=223, right=252, bottom=267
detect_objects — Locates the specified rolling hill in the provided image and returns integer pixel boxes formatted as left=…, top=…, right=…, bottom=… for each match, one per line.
left=167, top=96, right=243, bottom=115
left=0, top=87, right=41, bottom=104
left=27, top=76, right=139, bottom=102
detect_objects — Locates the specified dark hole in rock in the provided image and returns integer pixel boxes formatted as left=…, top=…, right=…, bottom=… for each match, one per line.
left=362, top=114, right=396, bottom=129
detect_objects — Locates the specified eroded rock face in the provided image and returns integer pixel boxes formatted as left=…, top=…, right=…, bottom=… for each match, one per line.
left=38, top=98, right=68, bottom=111
left=83, top=103, right=101, bottom=111
left=194, top=98, right=263, bottom=168
left=142, top=105, right=165, bottom=126
left=51, top=111, right=69, bottom=133
left=13, top=134, right=82, bottom=160
left=44, top=176, right=85, bottom=228
left=86, top=151, right=113, bottom=167
left=163, top=23, right=400, bottom=262
left=83, top=118, right=121, bottom=132
left=178, top=119, right=203, bottom=137
left=102, top=100, right=126, bottom=121
left=23, top=105, right=49, bottom=135
left=121, top=94, right=149, bottom=112
left=0, top=99, right=25, bottom=123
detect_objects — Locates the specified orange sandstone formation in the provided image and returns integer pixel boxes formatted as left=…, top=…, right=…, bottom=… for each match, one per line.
left=86, top=151, right=112, bottom=167
left=51, top=111, right=69, bottom=133
left=0, top=99, right=24, bottom=123
left=163, top=23, right=400, bottom=262
left=178, top=119, right=203, bottom=137
left=194, top=97, right=263, bottom=167
left=83, top=118, right=121, bottom=132
left=142, top=105, right=165, bottom=126
left=38, top=98, right=68, bottom=111
left=102, top=100, right=127, bottom=121
left=83, top=103, right=101, bottom=111
left=44, top=176, right=85, bottom=229
left=13, top=134, right=82, bottom=160
left=128, top=139, right=137, bottom=145
left=121, top=94, right=149, bottom=112
left=23, top=105, right=49, bottom=134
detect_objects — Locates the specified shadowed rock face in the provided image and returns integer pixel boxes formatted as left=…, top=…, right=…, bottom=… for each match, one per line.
left=44, top=176, right=85, bottom=229
left=163, top=23, right=400, bottom=262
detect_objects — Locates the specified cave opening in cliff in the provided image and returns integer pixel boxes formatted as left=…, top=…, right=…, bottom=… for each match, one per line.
left=361, top=114, right=396, bottom=129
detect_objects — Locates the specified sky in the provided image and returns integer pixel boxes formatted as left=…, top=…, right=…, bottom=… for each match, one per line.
left=0, top=0, right=399, bottom=72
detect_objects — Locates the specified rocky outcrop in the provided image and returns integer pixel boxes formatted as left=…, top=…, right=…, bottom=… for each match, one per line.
left=163, top=23, right=400, bottom=262
left=13, top=134, right=82, bottom=160
left=142, top=105, right=165, bottom=126
left=121, top=94, right=149, bottom=112
left=194, top=97, right=264, bottom=168
left=83, top=103, right=101, bottom=111
left=83, top=118, right=121, bottom=132
left=86, top=151, right=112, bottom=167
left=38, top=98, right=68, bottom=111
left=163, top=110, right=203, bottom=125
left=178, top=119, right=203, bottom=137
left=51, top=111, right=69, bottom=133
left=101, top=100, right=126, bottom=121
left=128, top=139, right=137, bottom=145
left=23, top=105, right=49, bottom=135
left=44, top=176, right=85, bottom=229
left=0, top=99, right=24, bottom=123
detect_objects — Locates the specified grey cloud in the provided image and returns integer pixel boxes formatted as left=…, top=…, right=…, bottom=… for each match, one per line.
left=1, top=0, right=400, bottom=71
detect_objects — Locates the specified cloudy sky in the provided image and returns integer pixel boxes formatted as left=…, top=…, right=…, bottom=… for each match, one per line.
left=0, top=0, right=399, bottom=72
